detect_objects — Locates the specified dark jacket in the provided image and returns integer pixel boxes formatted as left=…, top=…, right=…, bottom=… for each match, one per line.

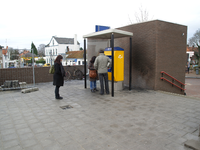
left=53, top=63, right=64, bottom=86
left=88, top=62, right=97, bottom=81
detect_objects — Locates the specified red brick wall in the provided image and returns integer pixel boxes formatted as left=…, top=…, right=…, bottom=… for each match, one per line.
left=155, top=21, right=187, bottom=94
left=116, top=21, right=157, bottom=90
left=116, top=20, right=187, bottom=94
left=0, top=66, right=84, bottom=85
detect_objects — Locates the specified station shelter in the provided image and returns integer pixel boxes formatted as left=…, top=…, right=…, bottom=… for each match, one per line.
left=83, top=29, right=133, bottom=97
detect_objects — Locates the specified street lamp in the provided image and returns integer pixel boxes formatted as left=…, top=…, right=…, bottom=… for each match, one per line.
left=49, top=51, right=52, bottom=66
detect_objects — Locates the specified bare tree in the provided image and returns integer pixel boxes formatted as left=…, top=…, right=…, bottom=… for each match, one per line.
left=38, top=44, right=45, bottom=57
left=135, top=6, right=149, bottom=23
left=129, top=6, right=153, bottom=24
left=188, top=29, right=200, bottom=65
left=188, top=29, right=200, bottom=47
left=8, top=47, right=19, bottom=60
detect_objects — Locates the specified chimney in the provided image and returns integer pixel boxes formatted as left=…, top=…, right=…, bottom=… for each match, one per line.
left=74, top=34, right=77, bottom=46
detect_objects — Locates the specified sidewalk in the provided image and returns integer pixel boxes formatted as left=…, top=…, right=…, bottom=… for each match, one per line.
left=185, top=71, right=200, bottom=79
left=0, top=80, right=199, bottom=150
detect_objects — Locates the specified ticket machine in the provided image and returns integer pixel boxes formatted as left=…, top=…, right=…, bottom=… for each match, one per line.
left=104, top=47, right=124, bottom=81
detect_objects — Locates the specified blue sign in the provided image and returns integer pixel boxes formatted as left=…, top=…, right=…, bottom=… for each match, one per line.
left=95, top=25, right=110, bottom=32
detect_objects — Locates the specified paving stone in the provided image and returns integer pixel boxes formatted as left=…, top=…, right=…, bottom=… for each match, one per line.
left=34, top=131, right=52, bottom=140
left=1, top=81, right=200, bottom=149
left=61, top=140, right=84, bottom=150
left=18, top=132, right=35, bottom=141
left=3, top=139, right=20, bottom=149
left=23, top=144, right=44, bottom=150
left=17, top=128, right=32, bottom=135
left=183, top=133, right=200, bottom=141
left=1, top=133, right=18, bottom=142
left=39, top=137, right=58, bottom=147
left=14, top=123, right=29, bottom=130
left=20, top=138, right=38, bottom=148
left=184, top=139, right=200, bottom=150
left=4, top=145, right=23, bottom=150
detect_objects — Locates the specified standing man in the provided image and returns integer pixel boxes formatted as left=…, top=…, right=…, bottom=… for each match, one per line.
left=94, top=49, right=111, bottom=95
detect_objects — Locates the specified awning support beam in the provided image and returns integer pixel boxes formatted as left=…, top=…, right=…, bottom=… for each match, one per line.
left=129, top=37, right=132, bottom=90
left=111, top=33, right=114, bottom=97
left=84, top=39, right=87, bottom=89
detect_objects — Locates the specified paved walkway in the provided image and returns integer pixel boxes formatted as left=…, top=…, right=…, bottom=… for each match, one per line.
left=185, top=71, right=200, bottom=79
left=0, top=80, right=200, bottom=150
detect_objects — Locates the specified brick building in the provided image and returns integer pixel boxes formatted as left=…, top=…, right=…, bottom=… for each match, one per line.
left=87, top=20, right=187, bottom=94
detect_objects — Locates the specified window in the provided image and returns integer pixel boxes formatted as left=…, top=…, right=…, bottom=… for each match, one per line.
left=78, top=61, right=80, bottom=65
left=53, top=49, right=54, bottom=55
left=56, top=49, right=57, bottom=55
left=53, top=40, right=54, bottom=45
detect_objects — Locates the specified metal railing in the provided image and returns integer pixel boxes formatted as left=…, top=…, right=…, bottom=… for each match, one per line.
left=160, top=71, right=186, bottom=91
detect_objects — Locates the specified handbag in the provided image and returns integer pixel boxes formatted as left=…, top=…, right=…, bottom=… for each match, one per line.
left=49, top=65, right=55, bottom=74
left=89, top=70, right=97, bottom=78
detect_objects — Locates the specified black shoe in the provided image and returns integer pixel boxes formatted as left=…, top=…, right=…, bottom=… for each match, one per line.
left=100, top=93, right=104, bottom=95
left=106, top=92, right=110, bottom=95
left=91, top=89, right=95, bottom=93
left=94, top=88, right=99, bottom=91
left=56, top=97, right=63, bottom=100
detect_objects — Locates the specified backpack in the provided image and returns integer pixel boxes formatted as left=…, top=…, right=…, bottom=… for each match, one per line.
left=89, top=70, right=97, bottom=78
left=49, top=65, right=55, bottom=74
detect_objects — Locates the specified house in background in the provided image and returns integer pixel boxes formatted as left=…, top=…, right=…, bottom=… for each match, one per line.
left=45, top=34, right=80, bottom=66
left=0, top=46, right=11, bottom=68
left=186, top=45, right=198, bottom=64
left=19, top=51, right=38, bottom=66
left=0, top=45, right=3, bottom=68
left=66, top=50, right=86, bottom=65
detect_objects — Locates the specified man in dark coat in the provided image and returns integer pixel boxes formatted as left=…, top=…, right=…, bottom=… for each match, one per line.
left=53, top=55, right=65, bottom=99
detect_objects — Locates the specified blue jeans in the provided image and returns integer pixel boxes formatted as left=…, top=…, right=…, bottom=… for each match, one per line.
left=90, top=81, right=96, bottom=90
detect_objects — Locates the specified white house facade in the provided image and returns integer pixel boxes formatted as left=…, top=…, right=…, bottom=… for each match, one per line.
left=67, top=58, right=85, bottom=66
left=187, top=51, right=194, bottom=62
left=0, top=46, right=17, bottom=68
left=45, top=34, right=80, bottom=66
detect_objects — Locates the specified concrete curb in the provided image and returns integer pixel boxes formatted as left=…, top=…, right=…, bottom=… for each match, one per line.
left=21, top=87, right=39, bottom=93
left=185, top=76, right=200, bottom=79
left=184, top=140, right=200, bottom=150
left=157, top=90, right=200, bottom=101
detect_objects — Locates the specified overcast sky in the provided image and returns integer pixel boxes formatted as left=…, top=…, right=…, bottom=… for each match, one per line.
left=0, top=0, right=200, bottom=50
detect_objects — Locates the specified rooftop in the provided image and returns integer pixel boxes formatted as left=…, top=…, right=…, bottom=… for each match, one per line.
left=187, top=46, right=198, bottom=52
left=66, top=50, right=84, bottom=58
left=54, top=36, right=80, bottom=45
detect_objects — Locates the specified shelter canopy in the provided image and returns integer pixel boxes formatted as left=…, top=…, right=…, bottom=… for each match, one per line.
left=83, top=29, right=133, bottom=39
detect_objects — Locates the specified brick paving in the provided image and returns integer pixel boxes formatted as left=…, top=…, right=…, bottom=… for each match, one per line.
left=0, top=80, right=200, bottom=150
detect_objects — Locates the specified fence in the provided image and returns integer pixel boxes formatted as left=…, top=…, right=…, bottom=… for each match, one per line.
left=0, top=65, right=84, bottom=85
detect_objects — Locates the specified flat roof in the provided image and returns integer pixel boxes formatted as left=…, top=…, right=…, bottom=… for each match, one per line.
left=83, top=29, right=133, bottom=39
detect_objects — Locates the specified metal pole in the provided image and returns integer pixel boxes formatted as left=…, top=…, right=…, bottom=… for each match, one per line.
left=84, top=39, right=87, bottom=88
left=32, top=48, right=35, bottom=87
left=129, top=37, right=132, bottom=90
left=111, top=33, right=114, bottom=97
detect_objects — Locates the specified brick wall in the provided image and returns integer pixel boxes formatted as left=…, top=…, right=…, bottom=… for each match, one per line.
left=0, top=66, right=84, bottom=85
left=116, top=21, right=157, bottom=90
left=116, top=20, right=187, bottom=94
left=155, top=21, right=187, bottom=94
